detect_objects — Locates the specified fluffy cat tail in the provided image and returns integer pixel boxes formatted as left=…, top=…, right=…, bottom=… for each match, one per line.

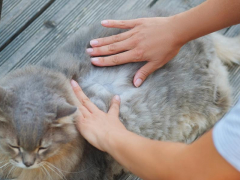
left=212, top=33, right=240, bottom=65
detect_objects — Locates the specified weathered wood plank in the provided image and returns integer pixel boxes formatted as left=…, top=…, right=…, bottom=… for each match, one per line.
left=1, top=0, right=20, bottom=18
left=0, top=0, right=76, bottom=73
left=0, top=0, right=124, bottom=77
left=0, top=0, right=151, bottom=78
left=225, top=24, right=240, bottom=37
left=0, top=0, right=2, bottom=20
left=223, top=24, right=240, bottom=104
left=0, top=0, right=52, bottom=50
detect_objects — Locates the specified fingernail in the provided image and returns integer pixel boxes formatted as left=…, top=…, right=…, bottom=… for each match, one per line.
left=90, top=40, right=98, bottom=46
left=134, top=78, right=143, bottom=87
left=86, top=48, right=93, bottom=54
left=101, top=20, right=108, bottom=25
left=71, top=80, right=78, bottom=87
left=91, top=58, right=99, bottom=62
left=115, top=95, right=120, bottom=102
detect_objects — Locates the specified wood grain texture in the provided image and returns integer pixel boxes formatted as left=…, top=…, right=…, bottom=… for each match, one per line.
left=0, top=0, right=52, bottom=49
left=1, top=0, right=20, bottom=19
left=224, top=24, right=240, bottom=104
left=0, top=0, right=2, bottom=20
left=0, top=0, right=150, bottom=77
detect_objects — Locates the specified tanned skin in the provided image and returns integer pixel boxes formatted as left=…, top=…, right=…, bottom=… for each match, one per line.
left=87, top=0, right=240, bottom=87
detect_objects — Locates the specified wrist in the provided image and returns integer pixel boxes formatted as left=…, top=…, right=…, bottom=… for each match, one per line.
left=103, top=128, right=131, bottom=154
left=168, top=14, right=191, bottom=47
left=160, top=15, right=188, bottom=53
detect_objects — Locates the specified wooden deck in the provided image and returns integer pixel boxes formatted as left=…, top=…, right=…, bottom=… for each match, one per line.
left=0, top=0, right=240, bottom=179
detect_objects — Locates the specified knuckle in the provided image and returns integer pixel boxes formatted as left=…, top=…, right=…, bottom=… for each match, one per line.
left=114, top=102, right=120, bottom=107
left=92, top=47, right=100, bottom=54
left=73, top=85, right=80, bottom=91
left=134, top=48, right=144, bottom=61
left=138, top=69, right=149, bottom=79
left=133, top=36, right=141, bottom=45
left=111, top=55, right=120, bottom=65
left=119, top=20, right=125, bottom=27
left=74, top=87, right=82, bottom=94
left=108, top=44, right=116, bottom=52
left=101, top=57, right=105, bottom=63
left=100, top=38, right=105, bottom=45
left=112, top=34, right=121, bottom=42
left=82, top=98, right=90, bottom=105
left=98, top=57, right=105, bottom=65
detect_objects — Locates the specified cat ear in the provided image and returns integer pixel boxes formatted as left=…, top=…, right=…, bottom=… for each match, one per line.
left=51, top=102, right=77, bottom=127
left=56, top=102, right=77, bottom=119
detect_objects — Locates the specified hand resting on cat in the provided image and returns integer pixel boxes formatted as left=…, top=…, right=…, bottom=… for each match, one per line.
left=71, top=80, right=240, bottom=180
left=88, top=0, right=240, bottom=87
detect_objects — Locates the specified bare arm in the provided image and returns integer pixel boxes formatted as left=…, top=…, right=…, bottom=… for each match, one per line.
left=87, top=0, right=240, bottom=87
left=174, top=0, right=240, bottom=44
left=71, top=80, right=240, bottom=180
left=108, top=129, right=240, bottom=180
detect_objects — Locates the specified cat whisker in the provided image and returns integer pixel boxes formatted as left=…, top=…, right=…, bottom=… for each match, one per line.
left=43, top=162, right=67, bottom=180
left=40, top=164, right=53, bottom=180
left=0, top=162, right=10, bottom=169
left=0, top=160, right=8, bottom=164
left=6, top=165, right=15, bottom=179
left=40, top=165, right=48, bottom=178
left=44, top=162, right=68, bottom=175
left=44, top=161, right=93, bottom=174
left=44, top=162, right=68, bottom=180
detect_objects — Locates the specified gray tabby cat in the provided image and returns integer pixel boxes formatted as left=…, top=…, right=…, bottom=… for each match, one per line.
left=0, top=9, right=240, bottom=180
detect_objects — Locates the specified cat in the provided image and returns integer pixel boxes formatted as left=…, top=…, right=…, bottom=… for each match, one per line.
left=0, top=9, right=240, bottom=180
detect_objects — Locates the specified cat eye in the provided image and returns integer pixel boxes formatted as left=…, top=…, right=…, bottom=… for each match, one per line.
left=39, top=147, right=48, bottom=150
left=38, top=147, right=48, bottom=154
left=8, top=144, right=19, bottom=149
left=8, top=144, right=20, bottom=153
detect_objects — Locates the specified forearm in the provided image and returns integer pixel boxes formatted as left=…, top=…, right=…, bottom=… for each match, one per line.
left=106, top=129, right=240, bottom=180
left=106, top=130, right=186, bottom=180
left=172, top=0, right=240, bottom=44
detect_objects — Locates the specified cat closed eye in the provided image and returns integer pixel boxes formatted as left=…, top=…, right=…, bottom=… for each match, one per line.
left=8, top=144, right=19, bottom=149
left=8, top=144, right=20, bottom=153
left=38, top=147, right=48, bottom=153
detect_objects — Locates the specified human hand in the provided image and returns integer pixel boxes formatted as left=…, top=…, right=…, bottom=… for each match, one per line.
left=71, top=80, right=127, bottom=152
left=86, top=17, right=183, bottom=87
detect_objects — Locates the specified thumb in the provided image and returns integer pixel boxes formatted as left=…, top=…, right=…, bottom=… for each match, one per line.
left=133, top=62, right=158, bottom=87
left=108, top=95, right=121, bottom=116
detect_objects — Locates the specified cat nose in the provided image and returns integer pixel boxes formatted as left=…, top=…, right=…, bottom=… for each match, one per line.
left=24, top=161, right=34, bottom=167
left=22, top=152, right=36, bottom=167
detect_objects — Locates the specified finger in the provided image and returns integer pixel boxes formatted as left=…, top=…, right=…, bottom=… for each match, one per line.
left=108, top=95, right=121, bottom=116
left=88, top=38, right=133, bottom=56
left=133, top=62, right=159, bottom=87
left=89, top=30, right=133, bottom=47
left=101, top=19, right=141, bottom=29
left=77, top=109, right=84, bottom=120
left=71, top=80, right=99, bottom=113
left=91, top=48, right=144, bottom=66
left=78, top=105, right=91, bottom=118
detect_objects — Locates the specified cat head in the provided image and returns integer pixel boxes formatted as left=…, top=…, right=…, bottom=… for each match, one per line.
left=0, top=66, right=81, bottom=170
